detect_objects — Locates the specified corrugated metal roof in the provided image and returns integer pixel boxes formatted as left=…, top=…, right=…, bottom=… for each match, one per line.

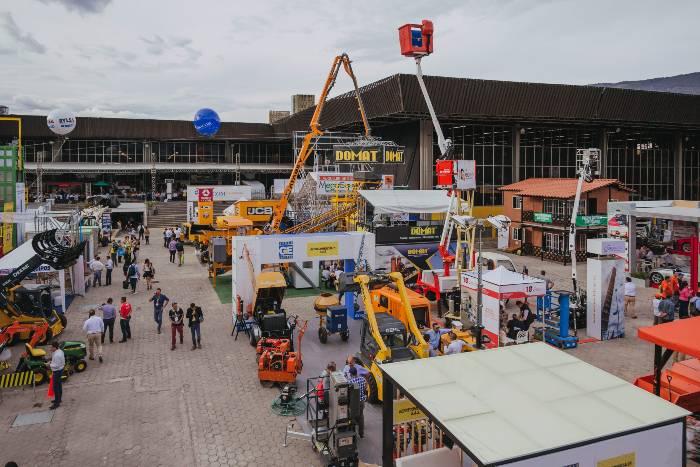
left=499, top=178, right=633, bottom=199
left=4, top=74, right=700, bottom=141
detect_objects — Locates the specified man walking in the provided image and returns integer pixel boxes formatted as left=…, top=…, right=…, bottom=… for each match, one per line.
left=623, top=276, right=637, bottom=319
left=138, top=223, right=145, bottom=241
left=82, top=309, right=104, bottom=363
left=127, top=261, right=140, bottom=294
left=168, top=237, right=177, bottom=263
left=164, top=228, right=172, bottom=248
left=149, top=288, right=170, bottom=334
left=49, top=341, right=64, bottom=410
left=101, top=298, right=117, bottom=343
left=105, top=256, right=114, bottom=286
left=347, top=366, right=366, bottom=438
left=176, top=238, right=185, bottom=267
left=186, top=303, right=203, bottom=350
left=90, top=256, right=105, bottom=287
left=169, top=302, right=184, bottom=350
left=118, top=296, right=132, bottom=342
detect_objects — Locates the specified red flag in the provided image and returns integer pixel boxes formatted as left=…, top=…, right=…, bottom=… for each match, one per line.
left=47, top=373, right=54, bottom=399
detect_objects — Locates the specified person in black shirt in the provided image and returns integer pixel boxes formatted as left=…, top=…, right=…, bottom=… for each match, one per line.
left=516, top=300, right=535, bottom=329
left=186, top=303, right=203, bottom=350
left=506, top=314, right=524, bottom=340
left=169, top=302, right=184, bottom=350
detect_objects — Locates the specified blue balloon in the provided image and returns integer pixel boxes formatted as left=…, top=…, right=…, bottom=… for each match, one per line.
left=193, top=108, right=221, bottom=137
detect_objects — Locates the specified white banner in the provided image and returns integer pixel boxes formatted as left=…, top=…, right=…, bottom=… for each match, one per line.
left=586, top=257, right=626, bottom=340
left=186, top=185, right=252, bottom=202
left=454, top=160, right=476, bottom=190
left=315, top=173, right=354, bottom=195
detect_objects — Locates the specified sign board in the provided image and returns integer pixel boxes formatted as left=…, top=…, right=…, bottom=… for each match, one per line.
left=375, top=225, right=443, bottom=244
left=587, top=238, right=626, bottom=256
left=332, top=145, right=405, bottom=164
left=315, top=173, right=354, bottom=195
left=197, top=187, right=214, bottom=202
left=101, top=210, right=112, bottom=231
left=197, top=201, right=214, bottom=224
left=533, top=212, right=553, bottom=223
left=234, top=200, right=279, bottom=223
left=393, top=399, right=426, bottom=424
left=306, top=241, right=339, bottom=257
left=576, top=215, right=607, bottom=227
left=586, top=257, right=625, bottom=340
left=435, top=160, right=453, bottom=187
left=186, top=185, right=252, bottom=202
left=381, top=174, right=395, bottom=190
left=454, top=160, right=476, bottom=190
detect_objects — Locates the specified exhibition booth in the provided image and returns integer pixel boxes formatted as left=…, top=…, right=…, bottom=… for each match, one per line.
left=380, top=343, right=689, bottom=467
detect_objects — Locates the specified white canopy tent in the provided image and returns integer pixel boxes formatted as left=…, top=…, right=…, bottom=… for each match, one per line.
left=0, top=240, right=68, bottom=312
left=381, top=343, right=689, bottom=467
left=358, top=189, right=452, bottom=214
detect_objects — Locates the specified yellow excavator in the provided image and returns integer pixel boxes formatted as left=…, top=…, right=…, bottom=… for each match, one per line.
left=338, top=271, right=429, bottom=403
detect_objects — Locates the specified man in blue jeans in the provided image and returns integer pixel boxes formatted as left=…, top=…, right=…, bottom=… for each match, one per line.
left=186, top=303, right=203, bottom=350
left=49, top=341, right=64, bottom=410
left=149, top=288, right=169, bottom=334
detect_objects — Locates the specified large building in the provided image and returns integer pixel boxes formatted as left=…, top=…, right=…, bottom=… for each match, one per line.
left=2, top=73, right=700, bottom=215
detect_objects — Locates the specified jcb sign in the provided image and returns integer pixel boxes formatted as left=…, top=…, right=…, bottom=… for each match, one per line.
left=247, top=206, right=273, bottom=216
left=332, top=145, right=405, bottom=164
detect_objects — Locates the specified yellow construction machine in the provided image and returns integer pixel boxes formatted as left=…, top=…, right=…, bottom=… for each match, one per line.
left=338, top=271, right=429, bottom=403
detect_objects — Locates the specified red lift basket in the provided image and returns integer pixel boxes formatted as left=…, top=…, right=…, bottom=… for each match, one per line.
left=398, top=20, right=434, bottom=57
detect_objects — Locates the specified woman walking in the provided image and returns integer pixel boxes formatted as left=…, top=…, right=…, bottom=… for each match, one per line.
left=143, top=258, right=155, bottom=291
left=186, top=303, right=203, bottom=350
left=679, top=281, right=692, bottom=319
left=144, top=226, right=150, bottom=245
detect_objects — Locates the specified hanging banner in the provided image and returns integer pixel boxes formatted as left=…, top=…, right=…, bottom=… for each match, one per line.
left=534, top=212, right=553, bottom=223
left=187, top=185, right=252, bottom=202
left=454, top=160, right=477, bottom=190
left=3, top=202, right=14, bottom=254
left=435, top=160, right=453, bottom=187
left=15, top=182, right=25, bottom=243
left=375, top=225, right=443, bottom=244
left=332, top=145, right=405, bottom=164
left=197, top=187, right=214, bottom=202
left=315, top=173, right=354, bottom=195
left=576, top=215, right=607, bottom=227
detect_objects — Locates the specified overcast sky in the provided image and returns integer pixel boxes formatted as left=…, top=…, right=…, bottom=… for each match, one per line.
left=2, top=0, right=699, bottom=122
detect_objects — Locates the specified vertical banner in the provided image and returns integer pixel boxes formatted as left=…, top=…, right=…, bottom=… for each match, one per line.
left=435, top=160, right=453, bottom=187
left=586, top=257, right=626, bottom=340
left=84, top=182, right=92, bottom=199
left=165, top=179, right=174, bottom=201
left=2, top=202, right=13, bottom=254
left=15, top=182, right=25, bottom=243
left=454, top=160, right=477, bottom=190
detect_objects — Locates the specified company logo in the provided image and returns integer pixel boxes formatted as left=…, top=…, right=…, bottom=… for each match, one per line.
left=247, top=206, right=273, bottom=216
left=410, top=226, right=438, bottom=237
left=384, top=149, right=404, bottom=163
left=334, top=149, right=381, bottom=163
left=278, top=241, right=294, bottom=260
left=198, top=187, right=213, bottom=202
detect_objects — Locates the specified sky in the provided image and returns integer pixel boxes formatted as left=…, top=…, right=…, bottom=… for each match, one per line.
left=1, top=0, right=699, bottom=123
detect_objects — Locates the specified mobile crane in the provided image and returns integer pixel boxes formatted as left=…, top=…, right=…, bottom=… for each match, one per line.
left=0, top=229, right=86, bottom=340
left=399, top=20, right=476, bottom=310
left=269, top=53, right=371, bottom=233
left=338, top=271, right=429, bottom=403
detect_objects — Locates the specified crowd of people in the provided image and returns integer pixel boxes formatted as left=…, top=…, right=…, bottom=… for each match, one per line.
left=650, top=271, right=700, bottom=324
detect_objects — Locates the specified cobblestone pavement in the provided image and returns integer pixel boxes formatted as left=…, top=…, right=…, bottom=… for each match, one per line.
left=0, top=241, right=696, bottom=466
left=0, top=237, right=321, bottom=467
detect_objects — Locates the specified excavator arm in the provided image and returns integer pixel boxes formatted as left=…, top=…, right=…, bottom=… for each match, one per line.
left=270, top=53, right=371, bottom=232
left=388, top=272, right=429, bottom=358
left=0, top=321, right=49, bottom=352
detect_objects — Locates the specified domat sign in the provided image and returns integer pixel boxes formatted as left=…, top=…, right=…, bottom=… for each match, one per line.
left=332, top=145, right=404, bottom=164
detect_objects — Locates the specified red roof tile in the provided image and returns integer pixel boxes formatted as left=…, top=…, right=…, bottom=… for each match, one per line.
left=499, top=178, right=633, bottom=199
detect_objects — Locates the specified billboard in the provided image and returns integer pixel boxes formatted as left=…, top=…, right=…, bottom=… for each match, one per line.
left=315, top=173, right=354, bottom=195
left=186, top=185, right=252, bottom=202
left=586, top=257, right=625, bottom=340
left=375, top=225, right=442, bottom=244
left=332, top=145, right=405, bottom=164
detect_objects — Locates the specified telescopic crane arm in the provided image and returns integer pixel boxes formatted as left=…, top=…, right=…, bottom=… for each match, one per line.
left=269, top=54, right=371, bottom=233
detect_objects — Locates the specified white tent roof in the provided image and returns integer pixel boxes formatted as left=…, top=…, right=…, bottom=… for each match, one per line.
left=609, top=200, right=700, bottom=223
left=0, top=240, right=54, bottom=274
left=358, top=190, right=452, bottom=214
left=464, top=266, right=545, bottom=287
left=381, top=343, right=689, bottom=465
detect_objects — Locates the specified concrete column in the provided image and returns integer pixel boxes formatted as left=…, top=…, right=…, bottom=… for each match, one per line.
left=225, top=141, right=233, bottom=164
left=674, top=132, right=683, bottom=200
left=512, top=126, right=521, bottom=182
left=419, top=120, right=434, bottom=190
left=599, top=129, right=608, bottom=178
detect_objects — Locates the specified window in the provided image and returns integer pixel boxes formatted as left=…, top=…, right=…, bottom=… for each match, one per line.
left=512, top=228, right=522, bottom=241
left=543, top=199, right=585, bottom=217
left=543, top=232, right=565, bottom=252
left=520, top=127, right=598, bottom=182
left=512, top=196, right=522, bottom=209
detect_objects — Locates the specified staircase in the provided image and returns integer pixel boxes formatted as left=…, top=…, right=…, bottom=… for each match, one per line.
left=147, top=201, right=234, bottom=228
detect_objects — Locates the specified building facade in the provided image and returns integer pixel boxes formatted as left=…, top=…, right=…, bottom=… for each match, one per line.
left=1, top=73, right=699, bottom=207
left=500, top=178, right=632, bottom=262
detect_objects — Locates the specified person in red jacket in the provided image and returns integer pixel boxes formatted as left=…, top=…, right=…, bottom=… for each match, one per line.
left=118, top=296, right=132, bottom=343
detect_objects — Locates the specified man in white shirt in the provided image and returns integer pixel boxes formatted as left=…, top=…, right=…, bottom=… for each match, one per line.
left=174, top=226, right=182, bottom=240
left=105, top=257, right=114, bottom=286
left=623, top=277, right=637, bottom=319
left=90, top=256, right=105, bottom=287
left=49, top=341, right=65, bottom=409
left=83, top=309, right=105, bottom=362
left=445, top=331, right=466, bottom=355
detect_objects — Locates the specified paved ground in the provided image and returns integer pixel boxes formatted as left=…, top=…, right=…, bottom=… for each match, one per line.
left=0, top=237, right=322, bottom=467
left=0, top=241, right=695, bottom=466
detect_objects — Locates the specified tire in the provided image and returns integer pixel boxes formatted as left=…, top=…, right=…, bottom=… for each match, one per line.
left=649, top=272, right=664, bottom=286
left=75, top=360, right=87, bottom=373
left=249, top=325, right=259, bottom=347
left=318, top=327, right=328, bottom=344
left=58, top=313, right=68, bottom=328
left=366, top=372, right=379, bottom=405
left=340, top=331, right=349, bottom=342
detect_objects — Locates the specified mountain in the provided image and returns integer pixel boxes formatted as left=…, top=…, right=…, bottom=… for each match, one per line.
left=591, top=72, right=700, bottom=95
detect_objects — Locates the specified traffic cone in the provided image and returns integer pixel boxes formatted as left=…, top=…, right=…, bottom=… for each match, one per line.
left=47, top=374, right=54, bottom=399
